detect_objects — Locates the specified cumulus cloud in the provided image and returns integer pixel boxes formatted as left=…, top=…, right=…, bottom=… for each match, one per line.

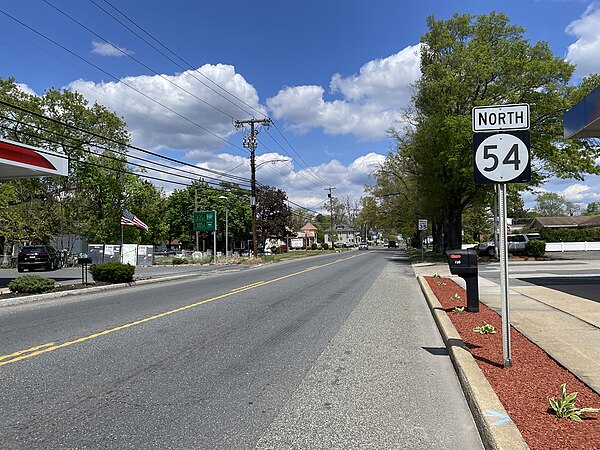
left=68, top=63, right=267, bottom=153
left=91, top=41, right=134, bottom=57
left=565, top=4, right=600, bottom=78
left=267, top=45, right=421, bottom=141
left=16, top=83, right=37, bottom=96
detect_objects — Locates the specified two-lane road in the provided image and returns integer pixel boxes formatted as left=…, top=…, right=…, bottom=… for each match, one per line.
left=0, top=250, right=482, bottom=449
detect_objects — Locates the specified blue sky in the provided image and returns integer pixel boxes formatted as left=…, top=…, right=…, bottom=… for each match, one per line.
left=1, top=0, right=600, bottom=212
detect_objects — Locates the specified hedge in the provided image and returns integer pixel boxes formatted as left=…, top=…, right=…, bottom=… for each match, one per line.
left=89, top=262, right=135, bottom=283
left=539, top=227, right=600, bottom=243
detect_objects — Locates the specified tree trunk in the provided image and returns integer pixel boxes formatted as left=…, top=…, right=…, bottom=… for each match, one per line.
left=443, top=208, right=463, bottom=252
left=432, top=221, right=444, bottom=253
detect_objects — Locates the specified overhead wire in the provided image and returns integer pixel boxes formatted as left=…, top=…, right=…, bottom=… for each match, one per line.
left=0, top=7, right=246, bottom=153
left=1, top=3, right=334, bottom=210
left=0, top=99, right=251, bottom=184
left=42, top=0, right=239, bottom=122
left=89, top=0, right=330, bottom=191
left=0, top=116, right=251, bottom=190
left=93, top=0, right=268, bottom=120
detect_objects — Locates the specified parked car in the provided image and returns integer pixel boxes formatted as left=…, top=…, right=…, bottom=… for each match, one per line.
left=17, top=245, right=61, bottom=272
left=358, top=242, right=369, bottom=250
left=388, top=240, right=398, bottom=248
left=477, top=233, right=542, bottom=256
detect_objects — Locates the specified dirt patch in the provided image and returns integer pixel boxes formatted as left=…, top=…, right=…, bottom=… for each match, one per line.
left=425, top=276, right=600, bottom=450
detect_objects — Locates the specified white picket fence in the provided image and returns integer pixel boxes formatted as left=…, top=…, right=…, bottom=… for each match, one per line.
left=545, top=241, right=600, bottom=252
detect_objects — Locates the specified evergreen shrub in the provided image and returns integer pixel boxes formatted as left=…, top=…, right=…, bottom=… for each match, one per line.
left=89, top=262, right=135, bottom=283
left=8, top=275, right=55, bottom=294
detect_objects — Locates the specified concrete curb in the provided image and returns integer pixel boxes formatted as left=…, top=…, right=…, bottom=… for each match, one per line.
left=417, top=276, right=529, bottom=450
left=0, top=271, right=206, bottom=308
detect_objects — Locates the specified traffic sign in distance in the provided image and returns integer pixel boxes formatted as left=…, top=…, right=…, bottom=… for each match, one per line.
left=418, top=219, right=428, bottom=231
left=193, top=210, right=217, bottom=232
left=473, top=130, right=531, bottom=184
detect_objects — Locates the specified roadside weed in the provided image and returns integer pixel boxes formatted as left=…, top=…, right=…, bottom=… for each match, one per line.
left=450, top=293, right=461, bottom=301
left=549, top=384, right=600, bottom=422
left=473, top=322, right=496, bottom=334
left=452, top=306, right=465, bottom=313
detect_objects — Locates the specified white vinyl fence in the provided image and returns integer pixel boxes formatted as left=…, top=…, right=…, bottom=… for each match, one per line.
left=545, top=241, right=600, bottom=252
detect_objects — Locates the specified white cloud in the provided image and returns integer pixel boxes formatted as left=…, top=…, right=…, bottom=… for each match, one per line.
left=91, top=41, right=134, bottom=57
left=565, top=4, right=600, bottom=78
left=267, top=45, right=421, bottom=141
left=68, top=64, right=267, bottom=153
left=15, top=83, right=37, bottom=96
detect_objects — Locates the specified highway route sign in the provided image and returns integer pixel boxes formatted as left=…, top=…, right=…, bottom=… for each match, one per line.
left=473, top=130, right=530, bottom=184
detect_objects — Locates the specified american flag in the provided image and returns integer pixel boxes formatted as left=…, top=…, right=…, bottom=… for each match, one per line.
left=120, top=208, right=149, bottom=231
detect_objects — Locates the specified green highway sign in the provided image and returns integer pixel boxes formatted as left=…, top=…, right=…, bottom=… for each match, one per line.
left=193, top=210, right=217, bottom=232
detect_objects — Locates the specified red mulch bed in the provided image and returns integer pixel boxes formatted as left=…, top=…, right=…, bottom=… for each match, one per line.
left=425, top=276, right=600, bottom=450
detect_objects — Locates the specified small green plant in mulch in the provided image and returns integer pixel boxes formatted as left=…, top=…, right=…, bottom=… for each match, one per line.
left=88, top=262, right=135, bottom=283
left=432, top=273, right=442, bottom=278
left=473, top=321, right=496, bottom=334
left=450, top=293, right=461, bottom=301
left=8, top=275, right=55, bottom=294
left=452, top=306, right=465, bottom=313
left=549, top=383, right=600, bottom=422
left=436, top=281, right=447, bottom=286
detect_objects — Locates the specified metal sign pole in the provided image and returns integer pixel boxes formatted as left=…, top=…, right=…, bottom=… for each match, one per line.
left=498, top=183, right=512, bottom=367
left=213, top=231, right=217, bottom=264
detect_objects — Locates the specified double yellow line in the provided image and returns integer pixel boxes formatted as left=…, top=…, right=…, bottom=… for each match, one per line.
left=0, top=253, right=360, bottom=367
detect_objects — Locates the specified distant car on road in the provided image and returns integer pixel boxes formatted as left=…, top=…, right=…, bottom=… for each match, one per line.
left=358, top=242, right=369, bottom=250
left=388, top=240, right=398, bottom=248
left=17, top=245, right=61, bottom=272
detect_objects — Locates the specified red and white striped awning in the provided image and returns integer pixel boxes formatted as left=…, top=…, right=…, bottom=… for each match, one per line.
left=0, top=137, right=68, bottom=179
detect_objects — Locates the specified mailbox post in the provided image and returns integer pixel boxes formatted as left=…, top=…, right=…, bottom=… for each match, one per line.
left=445, top=249, right=479, bottom=312
left=78, top=252, right=92, bottom=285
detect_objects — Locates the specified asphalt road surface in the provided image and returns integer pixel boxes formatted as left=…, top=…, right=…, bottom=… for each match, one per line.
left=0, top=250, right=482, bottom=449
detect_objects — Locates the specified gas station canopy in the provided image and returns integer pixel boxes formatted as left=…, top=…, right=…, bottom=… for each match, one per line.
left=563, top=85, right=600, bottom=140
left=0, top=137, right=68, bottom=180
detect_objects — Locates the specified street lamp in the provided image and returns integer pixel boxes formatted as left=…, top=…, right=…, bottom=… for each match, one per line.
left=219, top=195, right=229, bottom=261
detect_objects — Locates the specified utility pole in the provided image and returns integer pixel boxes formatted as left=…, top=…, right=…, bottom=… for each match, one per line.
left=325, top=187, right=336, bottom=248
left=195, top=187, right=199, bottom=252
left=235, top=117, right=271, bottom=258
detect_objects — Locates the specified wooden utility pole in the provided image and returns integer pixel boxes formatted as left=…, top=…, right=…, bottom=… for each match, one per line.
left=325, top=187, right=336, bottom=248
left=235, top=118, right=271, bottom=258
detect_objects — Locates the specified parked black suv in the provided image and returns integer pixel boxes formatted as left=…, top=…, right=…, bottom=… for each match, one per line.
left=17, top=246, right=60, bottom=272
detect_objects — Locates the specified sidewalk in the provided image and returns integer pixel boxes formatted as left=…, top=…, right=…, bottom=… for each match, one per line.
left=412, top=261, right=600, bottom=396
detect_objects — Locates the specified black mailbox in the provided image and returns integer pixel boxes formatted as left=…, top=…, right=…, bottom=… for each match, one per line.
left=445, top=249, right=479, bottom=312
left=77, top=253, right=92, bottom=265
left=446, top=249, right=478, bottom=276
left=77, top=253, right=92, bottom=285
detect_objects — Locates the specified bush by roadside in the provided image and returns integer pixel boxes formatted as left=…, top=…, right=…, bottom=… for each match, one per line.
left=8, top=275, right=55, bottom=294
left=89, top=262, right=135, bottom=283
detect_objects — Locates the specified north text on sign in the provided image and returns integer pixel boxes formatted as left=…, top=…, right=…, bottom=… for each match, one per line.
left=472, top=104, right=530, bottom=132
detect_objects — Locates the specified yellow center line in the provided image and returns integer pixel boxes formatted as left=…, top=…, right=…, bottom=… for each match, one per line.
left=0, top=342, right=55, bottom=362
left=0, top=253, right=361, bottom=367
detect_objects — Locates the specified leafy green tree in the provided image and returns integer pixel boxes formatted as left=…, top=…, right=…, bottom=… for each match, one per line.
left=0, top=77, right=160, bottom=246
left=383, top=12, right=600, bottom=252
left=164, top=181, right=251, bottom=251
left=534, top=192, right=567, bottom=216
left=585, top=202, right=600, bottom=215
left=256, top=185, right=291, bottom=244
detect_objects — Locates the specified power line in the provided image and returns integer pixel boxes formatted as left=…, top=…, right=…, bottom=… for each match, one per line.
left=0, top=7, right=245, bottom=153
left=0, top=99, right=251, bottom=184
left=93, top=0, right=268, bottom=120
left=42, top=0, right=239, bottom=122
left=88, top=0, right=330, bottom=191
left=0, top=118, right=251, bottom=190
